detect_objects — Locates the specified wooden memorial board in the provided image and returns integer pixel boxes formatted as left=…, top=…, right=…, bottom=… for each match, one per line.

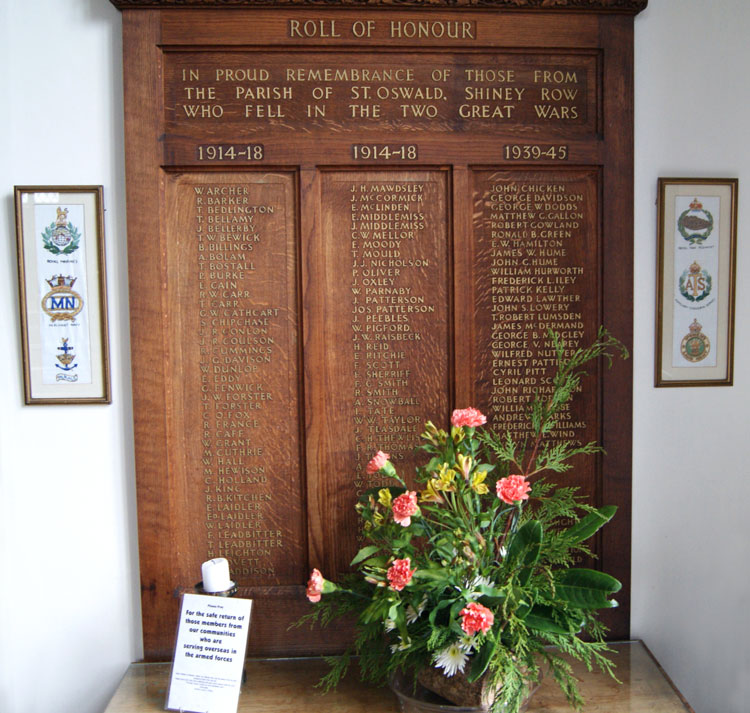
left=111, top=0, right=645, bottom=660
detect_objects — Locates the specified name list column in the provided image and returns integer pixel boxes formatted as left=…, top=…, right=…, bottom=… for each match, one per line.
left=472, top=170, right=599, bottom=453
left=184, top=174, right=304, bottom=586
left=317, top=170, right=451, bottom=573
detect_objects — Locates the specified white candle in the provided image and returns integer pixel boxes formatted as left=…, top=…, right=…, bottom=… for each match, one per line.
left=201, top=558, right=233, bottom=593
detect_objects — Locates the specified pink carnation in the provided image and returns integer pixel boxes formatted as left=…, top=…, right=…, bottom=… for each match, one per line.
left=387, top=558, right=416, bottom=591
left=366, top=450, right=390, bottom=475
left=496, top=475, right=532, bottom=505
left=392, top=491, right=419, bottom=527
left=306, top=568, right=324, bottom=603
left=451, top=408, right=487, bottom=428
left=460, top=602, right=495, bottom=635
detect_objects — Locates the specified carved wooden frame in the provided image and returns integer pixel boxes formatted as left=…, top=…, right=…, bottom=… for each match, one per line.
left=112, top=1, right=641, bottom=659
left=110, top=0, right=647, bottom=11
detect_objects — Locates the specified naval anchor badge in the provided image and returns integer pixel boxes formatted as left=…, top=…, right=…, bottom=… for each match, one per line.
left=678, top=198, right=714, bottom=245
left=42, top=206, right=81, bottom=255
left=42, top=275, right=84, bottom=322
left=679, top=261, right=712, bottom=303
left=680, top=318, right=711, bottom=363
left=55, top=338, right=79, bottom=382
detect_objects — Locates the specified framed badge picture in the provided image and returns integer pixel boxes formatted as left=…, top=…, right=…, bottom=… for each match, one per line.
left=655, top=178, right=738, bottom=387
left=14, top=186, right=111, bottom=404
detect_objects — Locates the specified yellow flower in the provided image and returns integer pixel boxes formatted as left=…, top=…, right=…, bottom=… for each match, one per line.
left=470, top=471, right=489, bottom=495
left=378, top=488, right=393, bottom=508
left=435, top=463, right=457, bottom=492
left=457, top=453, right=473, bottom=480
left=421, top=479, right=444, bottom=504
left=421, top=421, right=448, bottom=446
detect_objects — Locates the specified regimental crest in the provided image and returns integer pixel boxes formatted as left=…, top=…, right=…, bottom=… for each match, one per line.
left=42, top=275, right=84, bottom=322
left=678, top=198, right=714, bottom=245
left=678, top=261, right=712, bottom=303
left=42, top=206, right=81, bottom=255
left=680, top=318, right=711, bottom=363
left=54, top=337, right=79, bottom=382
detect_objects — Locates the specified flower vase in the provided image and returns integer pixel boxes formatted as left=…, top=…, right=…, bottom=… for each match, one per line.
left=390, top=668, right=540, bottom=713
left=418, top=667, right=495, bottom=708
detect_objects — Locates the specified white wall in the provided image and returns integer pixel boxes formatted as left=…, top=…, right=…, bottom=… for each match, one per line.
left=0, top=2, right=141, bottom=713
left=631, top=3, right=750, bottom=713
left=0, top=1, right=747, bottom=712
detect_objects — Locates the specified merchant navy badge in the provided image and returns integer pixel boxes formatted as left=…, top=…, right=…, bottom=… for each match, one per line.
left=678, top=261, right=712, bottom=303
left=42, top=206, right=81, bottom=255
left=680, top=319, right=711, bottom=363
left=41, top=275, right=84, bottom=322
left=55, top=337, right=79, bottom=382
left=678, top=198, right=714, bottom=245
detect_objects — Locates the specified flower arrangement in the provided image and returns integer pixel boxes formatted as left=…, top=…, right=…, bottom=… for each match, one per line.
left=300, top=329, right=628, bottom=713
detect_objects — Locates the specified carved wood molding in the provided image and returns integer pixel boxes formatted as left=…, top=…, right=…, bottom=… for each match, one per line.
left=109, top=0, right=648, bottom=14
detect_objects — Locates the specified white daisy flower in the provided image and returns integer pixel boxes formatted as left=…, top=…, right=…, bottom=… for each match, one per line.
left=434, top=643, right=469, bottom=677
left=406, top=596, right=428, bottom=624
left=465, top=575, right=495, bottom=600
left=390, top=636, right=411, bottom=653
left=469, top=575, right=492, bottom=589
left=458, top=634, right=477, bottom=653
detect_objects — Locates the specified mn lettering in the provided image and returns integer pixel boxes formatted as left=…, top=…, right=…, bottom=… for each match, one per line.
left=50, top=295, right=79, bottom=310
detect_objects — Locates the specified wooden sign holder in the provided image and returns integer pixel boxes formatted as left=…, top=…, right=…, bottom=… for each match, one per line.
left=110, top=0, right=646, bottom=660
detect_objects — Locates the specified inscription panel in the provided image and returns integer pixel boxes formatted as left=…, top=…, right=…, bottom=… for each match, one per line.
left=310, top=170, right=451, bottom=576
left=471, top=169, right=600, bottom=495
left=166, top=171, right=305, bottom=587
left=165, top=51, right=598, bottom=139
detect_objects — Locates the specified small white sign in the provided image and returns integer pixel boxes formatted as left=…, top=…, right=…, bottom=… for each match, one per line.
left=166, top=593, right=252, bottom=713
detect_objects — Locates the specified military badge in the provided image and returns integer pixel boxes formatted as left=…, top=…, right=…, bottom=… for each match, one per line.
left=678, top=261, right=712, bottom=303
left=42, top=206, right=81, bottom=255
left=680, top=318, right=710, bottom=363
left=41, top=275, right=84, bottom=322
left=677, top=198, right=714, bottom=245
left=55, top=337, right=79, bottom=382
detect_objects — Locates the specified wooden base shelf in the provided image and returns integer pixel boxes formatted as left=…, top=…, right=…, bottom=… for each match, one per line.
left=105, top=641, right=693, bottom=713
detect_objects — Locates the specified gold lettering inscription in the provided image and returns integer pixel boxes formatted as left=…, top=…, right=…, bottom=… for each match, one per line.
left=288, top=19, right=342, bottom=39
left=191, top=179, right=295, bottom=583
left=166, top=53, right=595, bottom=141
left=337, top=175, right=447, bottom=503
left=284, top=19, right=476, bottom=41
left=474, top=174, right=596, bottom=445
left=389, top=20, right=476, bottom=40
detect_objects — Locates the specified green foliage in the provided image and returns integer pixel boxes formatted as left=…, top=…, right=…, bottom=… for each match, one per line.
left=553, top=569, right=622, bottom=609
left=300, top=329, right=628, bottom=713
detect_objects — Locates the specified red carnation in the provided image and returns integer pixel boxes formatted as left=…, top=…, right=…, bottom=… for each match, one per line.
left=451, top=408, right=487, bottom=428
left=496, top=475, right=532, bottom=505
left=366, top=450, right=390, bottom=474
left=387, top=558, right=416, bottom=591
left=460, top=602, right=495, bottom=635
left=306, top=568, right=324, bottom=603
left=392, top=491, right=419, bottom=527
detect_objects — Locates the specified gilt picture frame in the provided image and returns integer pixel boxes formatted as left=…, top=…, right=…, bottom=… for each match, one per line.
left=14, top=186, right=111, bottom=404
left=655, top=178, right=738, bottom=387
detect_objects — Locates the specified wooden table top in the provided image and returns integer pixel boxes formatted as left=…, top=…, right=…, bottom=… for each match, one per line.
left=105, top=640, right=694, bottom=713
